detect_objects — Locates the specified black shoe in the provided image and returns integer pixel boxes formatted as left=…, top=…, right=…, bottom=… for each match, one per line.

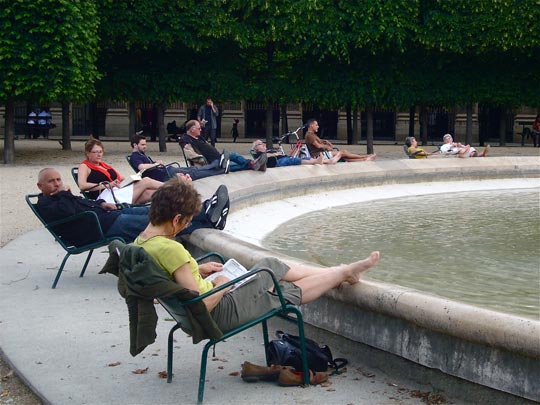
left=219, top=149, right=230, bottom=172
left=214, top=203, right=229, bottom=230
left=206, top=185, right=229, bottom=225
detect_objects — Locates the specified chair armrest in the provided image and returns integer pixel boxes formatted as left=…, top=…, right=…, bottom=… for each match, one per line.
left=183, top=267, right=288, bottom=308
left=165, top=161, right=182, bottom=169
left=196, top=252, right=225, bottom=264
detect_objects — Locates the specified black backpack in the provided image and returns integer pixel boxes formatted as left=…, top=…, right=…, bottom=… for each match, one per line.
left=266, top=330, right=348, bottom=374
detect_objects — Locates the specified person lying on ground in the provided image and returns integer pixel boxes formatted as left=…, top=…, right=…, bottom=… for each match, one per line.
left=251, top=139, right=341, bottom=167
left=304, top=119, right=376, bottom=162
left=77, top=136, right=162, bottom=205
left=134, top=177, right=381, bottom=333
left=440, top=134, right=489, bottom=158
left=129, top=134, right=227, bottom=181
left=35, top=168, right=230, bottom=247
left=180, top=120, right=267, bottom=172
left=404, top=136, right=442, bottom=158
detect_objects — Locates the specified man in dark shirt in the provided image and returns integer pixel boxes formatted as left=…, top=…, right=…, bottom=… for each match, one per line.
left=35, top=168, right=230, bottom=247
left=129, top=134, right=228, bottom=181
left=180, top=120, right=267, bottom=172
left=197, top=97, right=219, bottom=146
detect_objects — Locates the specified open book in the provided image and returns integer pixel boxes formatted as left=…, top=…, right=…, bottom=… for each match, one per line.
left=119, top=170, right=145, bottom=188
left=204, top=258, right=257, bottom=292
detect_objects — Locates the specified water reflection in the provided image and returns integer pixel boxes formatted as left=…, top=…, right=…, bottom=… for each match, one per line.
left=263, top=189, right=540, bottom=319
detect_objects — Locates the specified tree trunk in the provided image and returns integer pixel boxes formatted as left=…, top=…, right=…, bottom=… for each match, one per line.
left=352, top=106, right=360, bottom=145
left=155, top=104, right=167, bottom=152
left=366, top=106, right=374, bottom=154
left=280, top=104, right=288, bottom=136
left=3, top=99, right=15, bottom=164
left=128, top=101, right=136, bottom=137
left=265, top=101, right=273, bottom=147
left=61, top=102, right=72, bottom=150
left=465, top=103, right=473, bottom=146
left=499, top=108, right=506, bottom=146
left=346, top=104, right=352, bottom=144
left=408, top=106, right=415, bottom=137
left=419, top=106, right=428, bottom=146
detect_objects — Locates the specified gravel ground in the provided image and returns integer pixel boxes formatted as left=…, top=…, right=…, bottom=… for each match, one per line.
left=0, top=137, right=538, bottom=404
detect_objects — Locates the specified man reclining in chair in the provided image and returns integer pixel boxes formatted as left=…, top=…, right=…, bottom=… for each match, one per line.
left=180, top=120, right=268, bottom=172
left=130, top=134, right=228, bottom=182
left=134, top=178, right=380, bottom=334
left=35, top=168, right=230, bottom=247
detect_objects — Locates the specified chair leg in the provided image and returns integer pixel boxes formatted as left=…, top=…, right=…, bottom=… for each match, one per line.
left=79, top=249, right=94, bottom=278
left=52, top=252, right=72, bottom=289
left=167, top=324, right=182, bottom=383
left=198, top=341, right=213, bottom=404
left=290, top=308, right=310, bottom=386
left=262, top=320, right=270, bottom=366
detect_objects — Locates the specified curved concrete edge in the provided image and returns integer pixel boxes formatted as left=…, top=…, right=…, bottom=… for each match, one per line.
left=185, top=157, right=540, bottom=401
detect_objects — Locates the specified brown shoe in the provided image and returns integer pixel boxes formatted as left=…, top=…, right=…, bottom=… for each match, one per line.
left=241, top=361, right=293, bottom=382
left=277, top=368, right=329, bottom=386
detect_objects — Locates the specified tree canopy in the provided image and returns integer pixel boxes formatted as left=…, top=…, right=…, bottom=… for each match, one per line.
left=2, top=0, right=540, bottom=162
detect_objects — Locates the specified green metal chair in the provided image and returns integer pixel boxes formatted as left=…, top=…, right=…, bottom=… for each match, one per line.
left=25, top=194, right=125, bottom=288
left=158, top=259, right=309, bottom=403
left=180, top=144, right=208, bottom=167
left=71, top=167, right=147, bottom=208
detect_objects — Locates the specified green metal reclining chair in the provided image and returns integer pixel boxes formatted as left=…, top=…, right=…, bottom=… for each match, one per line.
left=179, top=144, right=208, bottom=167
left=71, top=167, right=147, bottom=208
left=25, top=194, right=125, bottom=288
left=125, top=154, right=183, bottom=178
left=111, top=243, right=309, bottom=404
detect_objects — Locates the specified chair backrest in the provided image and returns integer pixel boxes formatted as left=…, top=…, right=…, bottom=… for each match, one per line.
left=26, top=193, right=50, bottom=229
left=126, top=155, right=138, bottom=172
left=403, top=144, right=413, bottom=158
left=25, top=193, right=107, bottom=250
left=71, top=167, right=94, bottom=199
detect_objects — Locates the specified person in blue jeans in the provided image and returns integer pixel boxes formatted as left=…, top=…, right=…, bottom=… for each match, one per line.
left=180, top=120, right=267, bottom=172
left=250, top=139, right=336, bottom=167
left=35, top=168, right=230, bottom=247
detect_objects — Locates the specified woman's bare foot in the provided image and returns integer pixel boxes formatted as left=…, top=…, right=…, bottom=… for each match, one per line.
left=480, top=144, right=490, bottom=157
left=340, top=251, right=380, bottom=284
left=366, top=154, right=377, bottom=161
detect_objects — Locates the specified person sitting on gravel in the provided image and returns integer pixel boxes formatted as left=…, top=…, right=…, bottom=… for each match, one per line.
left=35, top=168, right=230, bottom=247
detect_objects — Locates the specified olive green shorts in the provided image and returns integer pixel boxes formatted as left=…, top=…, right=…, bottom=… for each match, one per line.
left=211, top=257, right=302, bottom=333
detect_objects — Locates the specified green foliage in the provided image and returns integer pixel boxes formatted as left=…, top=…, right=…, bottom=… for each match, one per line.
left=0, top=0, right=100, bottom=103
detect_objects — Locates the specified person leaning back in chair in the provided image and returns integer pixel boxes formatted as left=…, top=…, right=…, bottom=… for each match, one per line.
left=134, top=178, right=381, bottom=334
left=35, top=168, right=231, bottom=247
left=440, top=133, right=489, bottom=158
left=130, top=134, right=227, bottom=182
left=251, top=139, right=332, bottom=167
left=180, top=120, right=268, bottom=172
left=304, top=119, right=376, bottom=162
left=78, top=136, right=163, bottom=205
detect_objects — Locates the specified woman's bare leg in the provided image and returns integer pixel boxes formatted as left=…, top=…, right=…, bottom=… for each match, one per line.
left=132, top=178, right=162, bottom=203
left=340, top=149, right=376, bottom=161
left=282, top=252, right=380, bottom=304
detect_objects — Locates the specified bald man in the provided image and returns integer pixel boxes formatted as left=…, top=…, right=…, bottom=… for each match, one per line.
left=35, top=168, right=229, bottom=247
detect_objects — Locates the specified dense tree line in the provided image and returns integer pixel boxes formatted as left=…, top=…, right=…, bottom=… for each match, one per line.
left=1, top=0, right=539, bottom=162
